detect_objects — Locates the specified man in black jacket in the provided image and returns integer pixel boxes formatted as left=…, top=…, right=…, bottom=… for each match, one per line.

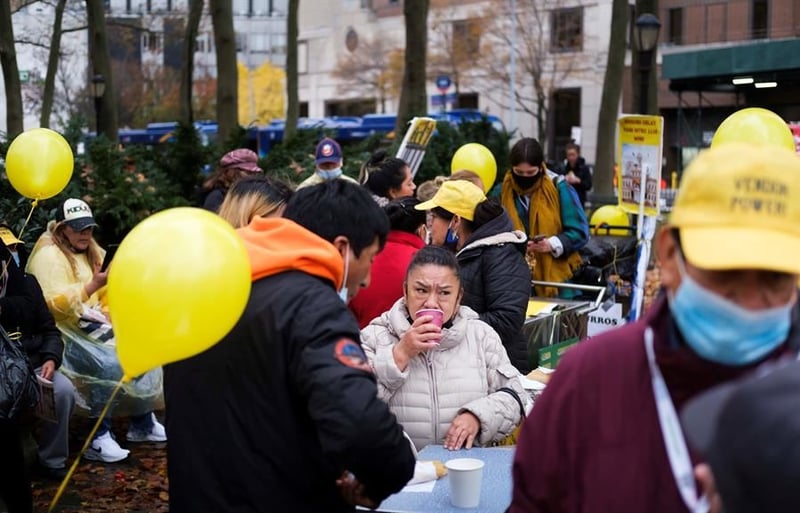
left=165, top=180, right=416, bottom=513
left=0, top=228, right=75, bottom=480
left=559, top=143, right=593, bottom=206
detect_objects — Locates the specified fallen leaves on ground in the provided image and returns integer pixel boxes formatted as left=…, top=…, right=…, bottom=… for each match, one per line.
left=32, top=414, right=169, bottom=513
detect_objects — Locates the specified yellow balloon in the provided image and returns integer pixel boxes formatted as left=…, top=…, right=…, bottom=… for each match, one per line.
left=590, top=205, right=631, bottom=236
left=711, top=108, right=794, bottom=152
left=5, top=128, right=74, bottom=200
left=450, top=143, right=497, bottom=193
left=108, top=208, right=252, bottom=379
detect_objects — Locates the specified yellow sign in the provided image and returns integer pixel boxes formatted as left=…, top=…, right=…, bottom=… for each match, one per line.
left=396, top=117, right=437, bottom=178
left=617, top=115, right=664, bottom=216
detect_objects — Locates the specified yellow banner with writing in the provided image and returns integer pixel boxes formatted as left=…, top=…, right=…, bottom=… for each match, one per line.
left=617, top=115, right=664, bottom=216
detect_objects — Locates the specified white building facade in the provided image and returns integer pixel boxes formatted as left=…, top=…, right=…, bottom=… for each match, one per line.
left=298, top=0, right=613, bottom=164
left=1, top=0, right=288, bottom=133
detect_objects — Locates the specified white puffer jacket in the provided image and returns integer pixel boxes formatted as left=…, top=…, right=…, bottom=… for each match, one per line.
left=361, top=299, right=528, bottom=451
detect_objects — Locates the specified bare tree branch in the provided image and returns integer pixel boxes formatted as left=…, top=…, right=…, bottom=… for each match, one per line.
left=332, top=36, right=402, bottom=113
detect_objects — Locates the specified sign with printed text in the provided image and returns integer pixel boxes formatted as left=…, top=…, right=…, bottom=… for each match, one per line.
left=396, top=117, right=437, bottom=179
left=587, top=303, right=626, bottom=337
left=617, top=115, right=664, bottom=216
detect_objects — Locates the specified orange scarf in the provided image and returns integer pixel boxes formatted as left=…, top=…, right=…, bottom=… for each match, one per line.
left=501, top=172, right=582, bottom=297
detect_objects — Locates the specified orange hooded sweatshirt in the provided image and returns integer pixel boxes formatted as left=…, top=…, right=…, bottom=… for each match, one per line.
left=237, top=216, right=344, bottom=289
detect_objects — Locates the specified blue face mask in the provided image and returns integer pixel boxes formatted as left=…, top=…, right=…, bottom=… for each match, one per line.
left=318, top=166, right=342, bottom=180
left=668, top=257, right=794, bottom=366
left=444, top=224, right=459, bottom=252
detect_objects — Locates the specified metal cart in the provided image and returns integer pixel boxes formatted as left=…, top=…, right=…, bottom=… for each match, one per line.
left=523, top=282, right=605, bottom=369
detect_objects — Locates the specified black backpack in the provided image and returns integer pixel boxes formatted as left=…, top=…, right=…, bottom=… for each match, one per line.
left=0, top=326, right=39, bottom=420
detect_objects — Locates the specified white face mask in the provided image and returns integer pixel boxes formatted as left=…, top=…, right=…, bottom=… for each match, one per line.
left=318, top=166, right=343, bottom=180
left=338, top=243, right=350, bottom=303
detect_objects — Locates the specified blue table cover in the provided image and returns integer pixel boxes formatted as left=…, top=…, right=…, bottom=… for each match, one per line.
left=376, top=445, right=515, bottom=513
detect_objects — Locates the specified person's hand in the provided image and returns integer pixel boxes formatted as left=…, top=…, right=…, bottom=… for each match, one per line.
left=566, top=171, right=581, bottom=185
left=39, top=360, right=56, bottom=381
left=445, top=411, right=480, bottom=451
left=695, top=464, right=723, bottom=513
left=85, top=265, right=109, bottom=298
left=527, top=237, right=553, bottom=254
left=336, top=471, right=378, bottom=509
left=393, top=314, right=441, bottom=370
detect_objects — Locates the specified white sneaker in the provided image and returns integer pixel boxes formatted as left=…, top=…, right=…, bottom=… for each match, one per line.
left=126, top=413, right=167, bottom=443
left=84, top=432, right=130, bottom=463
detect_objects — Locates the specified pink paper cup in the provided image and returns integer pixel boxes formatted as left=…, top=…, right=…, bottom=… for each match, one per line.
left=415, top=308, right=444, bottom=343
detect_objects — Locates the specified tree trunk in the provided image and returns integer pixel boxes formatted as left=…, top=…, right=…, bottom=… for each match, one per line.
left=396, top=0, right=430, bottom=133
left=179, top=0, right=204, bottom=125
left=284, top=0, right=299, bottom=140
left=631, top=0, right=658, bottom=115
left=210, top=0, right=238, bottom=144
left=594, top=0, right=629, bottom=199
left=40, top=0, right=67, bottom=128
left=0, top=0, right=23, bottom=138
left=536, top=89, right=547, bottom=149
left=86, top=0, right=118, bottom=141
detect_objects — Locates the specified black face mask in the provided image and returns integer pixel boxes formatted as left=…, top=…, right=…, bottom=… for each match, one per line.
left=512, top=171, right=543, bottom=189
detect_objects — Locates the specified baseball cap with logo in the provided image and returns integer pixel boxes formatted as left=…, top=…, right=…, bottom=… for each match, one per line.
left=220, top=148, right=263, bottom=174
left=56, top=198, right=98, bottom=232
left=315, top=137, right=343, bottom=165
left=0, top=224, right=22, bottom=246
left=415, top=180, right=487, bottom=221
left=669, top=143, right=800, bottom=274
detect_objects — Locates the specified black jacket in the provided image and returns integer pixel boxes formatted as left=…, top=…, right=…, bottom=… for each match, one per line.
left=165, top=219, right=415, bottom=513
left=0, top=241, right=63, bottom=370
left=559, top=157, right=593, bottom=206
left=457, top=213, right=531, bottom=373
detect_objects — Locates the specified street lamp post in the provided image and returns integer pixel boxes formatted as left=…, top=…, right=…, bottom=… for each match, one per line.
left=633, top=14, right=661, bottom=115
left=90, top=74, right=106, bottom=136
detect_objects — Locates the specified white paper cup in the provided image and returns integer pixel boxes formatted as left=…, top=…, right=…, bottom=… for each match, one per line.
left=445, top=458, right=484, bottom=508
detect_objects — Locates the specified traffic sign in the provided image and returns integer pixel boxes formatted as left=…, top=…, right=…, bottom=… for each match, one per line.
left=435, top=75, right=452, bottom=92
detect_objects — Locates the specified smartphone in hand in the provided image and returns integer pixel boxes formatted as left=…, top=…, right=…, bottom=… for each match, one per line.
left=100, top=244, right=119, bottom=272
left=533, top=235, right=547, bottom=243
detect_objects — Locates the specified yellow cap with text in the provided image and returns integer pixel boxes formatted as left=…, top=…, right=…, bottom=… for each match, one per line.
left=670, top=143, right=800, bottom=273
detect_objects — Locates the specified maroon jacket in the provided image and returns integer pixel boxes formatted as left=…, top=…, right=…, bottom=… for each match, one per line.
left=511, top=295, right=794, bottom=513
left=350, top=230, right=425, bottom=329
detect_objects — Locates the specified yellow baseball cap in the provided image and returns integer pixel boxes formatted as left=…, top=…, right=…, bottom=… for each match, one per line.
left=670, top=143, right=800, bottom=273
left=0, top=225, right=22, bottom=247
left=415, top=180, right=486, bottom=221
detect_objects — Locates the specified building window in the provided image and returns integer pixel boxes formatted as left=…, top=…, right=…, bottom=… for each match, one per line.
left=146, top=0, right=151, bottom=13
left=667, top=7, right=683, bottom=45
left=299, top=102, right=309, bottom=118
left=457, top=93, right=479, bottom=109
left=142, top=32, right=161, bottom=52
left=235, top=33, right=247, bottom=52
left=551, top=7, right=583, bottom=52
left=452, top=19, right=481, bottom=57
left=126, top=0, right=132, bottom=13
left=751, top=0, right=769, bottom=39
left=166, top=0, right=172, bottom=11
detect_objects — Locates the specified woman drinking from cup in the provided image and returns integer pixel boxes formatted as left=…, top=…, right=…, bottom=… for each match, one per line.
left=361, top=246, right=527, bottom=452
left=417, top=180, right=531, bottom=373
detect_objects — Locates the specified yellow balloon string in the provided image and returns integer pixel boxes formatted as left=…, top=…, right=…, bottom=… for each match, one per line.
left=48, top=377, right=126, bottom=513
left=16, top=199, right=39, bottom=240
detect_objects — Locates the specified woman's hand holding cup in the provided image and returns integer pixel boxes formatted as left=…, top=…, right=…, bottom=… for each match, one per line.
left=393, top=310, right=444, bottom=371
